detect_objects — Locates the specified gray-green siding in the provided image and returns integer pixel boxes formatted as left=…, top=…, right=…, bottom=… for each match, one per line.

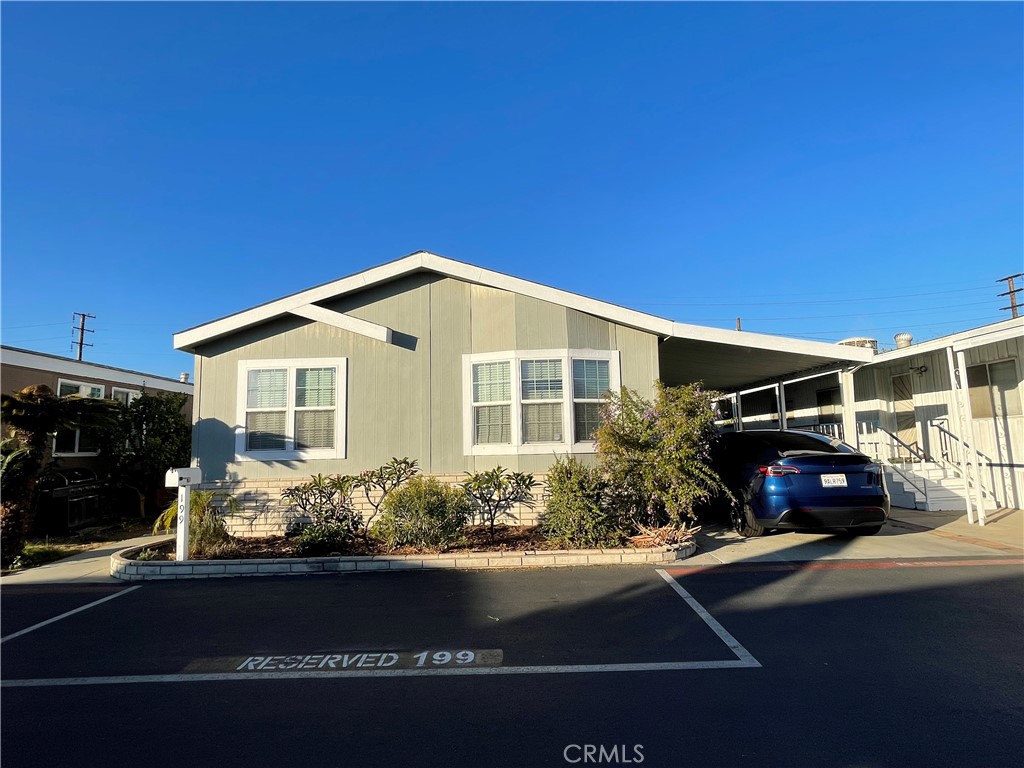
left=192, top=274, right=659, bottom=481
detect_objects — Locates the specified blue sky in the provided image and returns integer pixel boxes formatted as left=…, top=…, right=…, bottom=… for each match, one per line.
left=2, top=2, right=1021, bottom=379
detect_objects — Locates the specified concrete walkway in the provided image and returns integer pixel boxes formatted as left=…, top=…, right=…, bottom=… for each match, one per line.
left=0, top=535, right=173, bottom=585
left=1, top=508, right=1020, bottom=584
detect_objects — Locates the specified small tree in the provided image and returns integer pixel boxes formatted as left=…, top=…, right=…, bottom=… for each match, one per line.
left=462, top=466, right=535, bottom=541
left=281, top=474, right=360, bottom=555
left=96, top=391, right=192, bottom=517
left=353, top=457, right=419, bottom=539
left=596, top=381, right=726, bottom=528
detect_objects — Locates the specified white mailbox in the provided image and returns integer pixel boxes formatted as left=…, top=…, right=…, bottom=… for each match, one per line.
left=165, top=467, right=202, bottom=488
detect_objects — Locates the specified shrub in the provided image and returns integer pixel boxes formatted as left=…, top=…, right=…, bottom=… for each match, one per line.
left=596, top=382, right=727, bottom=528
left=462, top=467, right=535, bottom=540
left=153, top=489, right=235, bottom=559
left=373, top=476, right=471, bottom=551
left=281, top=474, right=360, bottom=556
left=542, top=456, right=623, bottom=548
left=353, top=458, right=419, bottom=538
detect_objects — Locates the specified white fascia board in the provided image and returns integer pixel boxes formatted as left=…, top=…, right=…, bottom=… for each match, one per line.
left=0, top=347, right=193, bottom=393
left=871, top=318, right=1024, bottom=363
left=288, top=305, right=393, bottom=343
left=669, top=322, right=876, bottom=363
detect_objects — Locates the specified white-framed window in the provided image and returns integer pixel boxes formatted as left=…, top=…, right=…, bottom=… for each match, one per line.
left=111, top=387, right=142, bottom=406
left=53, top=379, right=105, bottom=456
left=463, top=349, right=620, bottom=456
left=967, top=359, right=1021, bottom=419
left=235, top=358, right=347, bottom=461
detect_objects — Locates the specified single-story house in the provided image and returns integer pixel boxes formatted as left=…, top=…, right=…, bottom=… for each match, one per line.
left=174, top=250, right=884, bottom=535
left=175, top=251, right=1022, bottom=531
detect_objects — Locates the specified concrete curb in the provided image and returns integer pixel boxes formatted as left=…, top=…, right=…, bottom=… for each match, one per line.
left=110, top=541, right=697, bottom=580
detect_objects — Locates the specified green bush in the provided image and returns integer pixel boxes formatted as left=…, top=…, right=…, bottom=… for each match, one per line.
left=373, top=476, right=471, bottom=551
left=596, top=382, right=727, bottom=528
left=542, top=456, right=623, bottom=548
left=281, top=474, right=360, bottom=555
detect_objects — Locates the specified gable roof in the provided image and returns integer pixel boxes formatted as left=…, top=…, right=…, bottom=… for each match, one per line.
left=173, top=250, right=874, bottom=388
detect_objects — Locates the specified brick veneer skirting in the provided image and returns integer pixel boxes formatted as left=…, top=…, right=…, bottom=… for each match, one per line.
left=198, top=473, right=550, bottom=539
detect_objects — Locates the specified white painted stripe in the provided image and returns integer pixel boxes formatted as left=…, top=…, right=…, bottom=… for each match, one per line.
left=656, top=569, right=761, bottom=667
left=1, top=659, right=760, bottom=688
left=0, top=586, right=142, bottom=644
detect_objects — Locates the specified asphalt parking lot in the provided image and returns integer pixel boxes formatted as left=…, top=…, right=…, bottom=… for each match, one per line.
left=2, top=527, right=1023, bottom=768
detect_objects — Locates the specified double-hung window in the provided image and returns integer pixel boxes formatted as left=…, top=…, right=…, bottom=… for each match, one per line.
left=53, top=379, right=105, bottom=456
left=464, top=350, right=619, bottom=455
left=236, top=359, right=347, bottom=460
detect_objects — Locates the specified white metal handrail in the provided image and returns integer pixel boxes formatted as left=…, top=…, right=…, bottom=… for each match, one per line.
left=928, top=418, right=998, bottom=505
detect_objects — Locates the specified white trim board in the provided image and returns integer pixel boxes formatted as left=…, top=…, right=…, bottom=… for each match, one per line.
left=173, top=251, right=873, bottom=365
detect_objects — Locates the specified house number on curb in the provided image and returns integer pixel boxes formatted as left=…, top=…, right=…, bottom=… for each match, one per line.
left=234, top=649, right=502, bottom=672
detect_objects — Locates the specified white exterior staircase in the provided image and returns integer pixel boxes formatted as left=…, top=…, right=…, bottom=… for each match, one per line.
left=884, top=462, right=998, bottom=512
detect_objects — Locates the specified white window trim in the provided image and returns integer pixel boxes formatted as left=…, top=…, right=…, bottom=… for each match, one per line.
left=462, top=349, right=621, bottom=456
left=235, top=358, right=348, bottom=462
left=111, top=387, right=142, bottom=405
left=52, top=379, right=105, bottom=457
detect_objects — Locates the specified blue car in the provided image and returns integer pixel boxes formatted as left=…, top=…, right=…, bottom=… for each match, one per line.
left=710, top=429, right=889, bottom=537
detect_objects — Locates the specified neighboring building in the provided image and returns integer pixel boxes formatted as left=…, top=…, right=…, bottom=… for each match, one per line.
left=173, top=250, right=875, bottom=535
left=0, top=346, right=195, bottom=531
left=1, top=346, right=194, bottom=468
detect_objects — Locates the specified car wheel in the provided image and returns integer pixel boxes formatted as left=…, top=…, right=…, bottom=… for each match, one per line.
left=732, top=502, right=766, bottom=538
left=848, top=525, right=883, bottom=536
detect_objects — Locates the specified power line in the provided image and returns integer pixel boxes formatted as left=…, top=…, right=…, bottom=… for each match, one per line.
left=0, top=321, right=69, bottom=330
left=680, top=300, right=998, bottom=323
left=630, top=284, right=994, bottom=307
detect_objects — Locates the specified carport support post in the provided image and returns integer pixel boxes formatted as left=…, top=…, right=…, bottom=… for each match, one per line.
left=947, top=347, right=975, bottom=525
left=955, top=350, right=986, bottom=526
left=165, top=468, right=203, bottom=561
left=734, top=393, right=743, bottom=431
left=839, top=369, right=858, bottom=449
left=777, top=382, right=787, bottom=429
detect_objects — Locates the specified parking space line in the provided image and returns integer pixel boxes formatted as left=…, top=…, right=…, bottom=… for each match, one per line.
left=0, top=586, right=142, bottom=645
left=1, top=658, right=760, bottom=688
left=655, top=569, right=761, bottom=667
left=665, top=557, right=1024, bottom=576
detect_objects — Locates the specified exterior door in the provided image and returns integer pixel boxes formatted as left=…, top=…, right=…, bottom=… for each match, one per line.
left=891, top=373, right=918, bottom=459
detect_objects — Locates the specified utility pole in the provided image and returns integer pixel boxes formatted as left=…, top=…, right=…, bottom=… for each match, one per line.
left=997, top=273, right=1023, bottom=319
left=72, top=312, right=95, bottom=360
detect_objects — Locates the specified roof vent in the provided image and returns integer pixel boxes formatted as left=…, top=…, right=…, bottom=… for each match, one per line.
left=894, top=332, right=913, bottom=349
left=179, top=372, right=190, bottom=383
left=837, top=337, right=878, bottom=353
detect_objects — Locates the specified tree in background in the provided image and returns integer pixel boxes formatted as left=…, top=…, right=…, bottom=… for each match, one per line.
left=96, top=391, right=192, bottom=518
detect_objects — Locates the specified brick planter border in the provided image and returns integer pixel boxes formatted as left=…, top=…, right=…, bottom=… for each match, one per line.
left=110, top=541, right=697, bottom=581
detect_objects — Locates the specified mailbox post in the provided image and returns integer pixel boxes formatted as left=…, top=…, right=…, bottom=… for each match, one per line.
left=165, top=467, right=202, bottom=562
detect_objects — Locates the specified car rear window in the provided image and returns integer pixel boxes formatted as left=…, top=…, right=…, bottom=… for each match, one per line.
left=729, top=431, right=844, bottom=455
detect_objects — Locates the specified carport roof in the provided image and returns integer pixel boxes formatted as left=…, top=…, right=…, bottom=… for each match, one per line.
left=174, top=250, right=873, bottom=388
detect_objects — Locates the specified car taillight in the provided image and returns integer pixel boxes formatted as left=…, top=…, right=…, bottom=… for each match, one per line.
left=758, top=465, right=800, bottom=477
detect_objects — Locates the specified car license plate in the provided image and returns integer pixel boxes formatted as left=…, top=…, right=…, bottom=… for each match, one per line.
left=821, top=474, right=848, bottom=488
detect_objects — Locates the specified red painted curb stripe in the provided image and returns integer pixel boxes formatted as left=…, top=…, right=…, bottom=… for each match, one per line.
left=665, top=558, right=1024, bottom=576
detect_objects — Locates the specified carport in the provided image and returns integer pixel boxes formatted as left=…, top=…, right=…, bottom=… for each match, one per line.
left=657, top=321, right=874, bottom=440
